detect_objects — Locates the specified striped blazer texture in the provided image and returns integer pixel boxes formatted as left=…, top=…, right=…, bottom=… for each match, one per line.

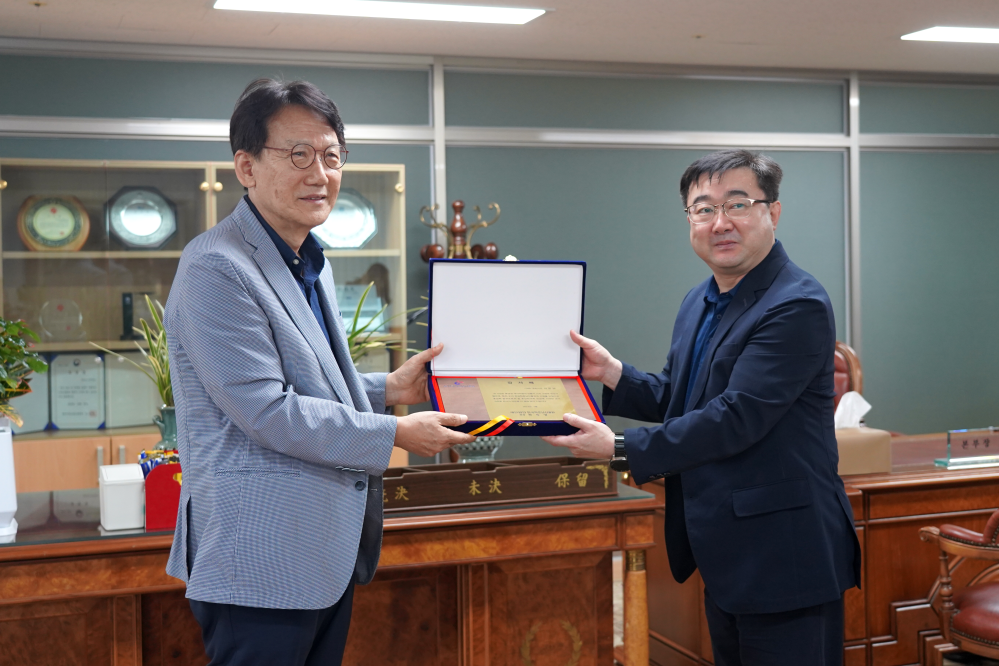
left=164, top=198, right=397, bottom=610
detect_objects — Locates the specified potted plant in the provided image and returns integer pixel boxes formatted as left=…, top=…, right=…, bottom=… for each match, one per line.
left=346, top=282, right=419, bottom=364
left=92, top=295, right=173, bottom=450
left=0, top=318, right=48, bottom=428
left=0, top=317, right=48, bottom=539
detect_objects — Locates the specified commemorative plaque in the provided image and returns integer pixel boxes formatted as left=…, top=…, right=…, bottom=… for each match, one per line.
left=38, top=298, right=85, bottom=342
left=17, top=195, right=90, bottom=251
left=314, top=188, right=377, bottom=249
left=106, top=186, right=177, bottom=249
left=427, top=260, right=603, bottom=437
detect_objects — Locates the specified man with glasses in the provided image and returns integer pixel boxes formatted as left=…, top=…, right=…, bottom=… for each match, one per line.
left=164, top=79, right=474, bottom=665
left=544, top=150, right=860, bottom=665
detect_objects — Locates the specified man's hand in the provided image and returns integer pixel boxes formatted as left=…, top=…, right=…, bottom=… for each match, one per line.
left=394, top=411, right=476, bottom=458
left=385, top=343, right=443, bottom=407
left=541, top=413, right=616, bottom=459
left=570, top=330, right=623, bottom=390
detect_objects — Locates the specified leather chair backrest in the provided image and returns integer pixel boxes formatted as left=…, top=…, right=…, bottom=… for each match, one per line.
left=833, top=341, right=863, bottom=409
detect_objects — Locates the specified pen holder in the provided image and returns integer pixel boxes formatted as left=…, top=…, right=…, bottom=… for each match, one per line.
left=144, top=462, right=181, bottom=531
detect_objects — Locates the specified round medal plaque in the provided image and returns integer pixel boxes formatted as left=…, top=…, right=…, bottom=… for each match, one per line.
left=106, top=186, right=178, bottom=249
left=38, top=299, right=86, bottom=341
left=17, top=196, right=90, bottom=252
left=313, top=188, right=377, bottom=249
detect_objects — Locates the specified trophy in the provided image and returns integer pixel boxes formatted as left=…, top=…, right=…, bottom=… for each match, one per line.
left=419, top=200, right=501, bottom=262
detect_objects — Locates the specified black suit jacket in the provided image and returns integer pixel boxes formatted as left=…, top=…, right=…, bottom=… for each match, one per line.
left=605, top=241, right=860, bottom=614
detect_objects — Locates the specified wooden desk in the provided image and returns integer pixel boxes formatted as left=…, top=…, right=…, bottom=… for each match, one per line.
left=0, top=484, right=658, bottom=666
left=638, top=433, right=999, bottom=666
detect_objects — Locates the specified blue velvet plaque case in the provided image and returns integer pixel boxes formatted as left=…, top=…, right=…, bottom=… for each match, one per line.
left=426, top=259, right=605, bottom=436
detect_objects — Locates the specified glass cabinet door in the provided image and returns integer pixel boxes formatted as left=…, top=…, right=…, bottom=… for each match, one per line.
left=0, top=158, right=406, bottom=439
left=0, top=159, right=211, bottom=436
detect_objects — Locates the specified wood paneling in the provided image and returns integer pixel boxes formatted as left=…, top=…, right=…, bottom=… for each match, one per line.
left=638, top=459, right=999, bottom=666
left=343, top=567, right=459, bottom=666
left=12, top=428, right=162, bottom=494
left=0, top=550, right=181, bottom=603
left=488, top=553, right=613, bottom=666
left=0, top=597, right=114, bottom=666
left=112, top=432, right=163, bottom=466
left=843, top=643, right=867, bottom=666
left=0, top=493, right=656, bottom=666
left=14, top=435, right=109, bottom=493
left=141, top=591, right=209, bottom=666
left=868, top=481, right=999, bottom=520
left=113, top=595, right=142, bottom=666
left=844, top=525, right=866, bottom=641
left=866, top=513, right=990, bottom=638
left=378, top=515, right=619, bottom=567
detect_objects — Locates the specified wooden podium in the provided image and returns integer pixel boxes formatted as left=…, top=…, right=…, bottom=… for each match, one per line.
left=0, top=484, right=657, bottom=666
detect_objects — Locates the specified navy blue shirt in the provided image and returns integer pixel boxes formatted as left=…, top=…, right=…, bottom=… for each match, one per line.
left=244, top=195, right=332, bottom=349
left=684, top=278, right=742, bottom=411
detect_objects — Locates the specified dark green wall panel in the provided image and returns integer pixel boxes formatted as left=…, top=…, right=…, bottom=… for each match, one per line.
left=446, top=72, right=845, bottom=133
left=447, top=146, right=846, bottom=456
left=0, top=55, right=429, bottom=126
left=861, top=151, right=999, bottom=434
left=860, top=83, right=999, bottom=135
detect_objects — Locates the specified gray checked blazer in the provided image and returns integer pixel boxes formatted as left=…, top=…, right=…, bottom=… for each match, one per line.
left=164, top=198, right=397, bottom=610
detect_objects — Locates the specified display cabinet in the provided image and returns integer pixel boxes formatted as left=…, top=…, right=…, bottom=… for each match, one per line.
left=0, top=158, right=409, bottom=492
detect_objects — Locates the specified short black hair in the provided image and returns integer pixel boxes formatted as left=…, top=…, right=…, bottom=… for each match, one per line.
left=230, top=78, right=345, bottom=157
left=679, top=149, right=782, bottom=206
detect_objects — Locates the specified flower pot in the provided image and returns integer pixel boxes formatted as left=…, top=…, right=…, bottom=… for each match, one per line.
left=152, top=406, right=177, bottom=451
left=0, top=417, right=17, bottom=541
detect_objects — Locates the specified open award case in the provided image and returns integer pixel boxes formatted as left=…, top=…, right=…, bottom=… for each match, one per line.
left=427, top=259, right=604, bottom=436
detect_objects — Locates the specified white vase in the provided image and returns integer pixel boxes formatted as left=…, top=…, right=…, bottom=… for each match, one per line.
left=0, top=417, right=17, bottom=540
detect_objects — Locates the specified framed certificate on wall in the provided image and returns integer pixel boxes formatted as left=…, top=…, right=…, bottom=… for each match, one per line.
left=104, top=352, right=159, bottom=428
left=10, top=369, right=49, bottom=435
left=50, top=353, right=105, bottom=430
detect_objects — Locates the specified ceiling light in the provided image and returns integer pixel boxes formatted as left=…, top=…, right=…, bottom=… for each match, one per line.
left=902, top=26, right=999, bottom=44
left=214, top=0, right=546, bottom=24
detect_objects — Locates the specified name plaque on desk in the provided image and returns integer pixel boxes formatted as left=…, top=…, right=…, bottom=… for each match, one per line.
left=50, top=354, right=105, bottom=430
left=382, top=456, right=615, bottom=513
left=935, top=426, right=999, bottom=470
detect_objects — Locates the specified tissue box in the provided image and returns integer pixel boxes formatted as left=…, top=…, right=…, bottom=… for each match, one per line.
left=427, top=260, right=604, bottom=436
left=98, top=464, right=145, bottom=530
left=836, top=427, right=892, bottom=475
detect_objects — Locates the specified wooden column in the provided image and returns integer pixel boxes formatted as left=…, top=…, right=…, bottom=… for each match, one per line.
left=625, top=549, right=650, bottom=666
left=112, top=594, right=141, bottom=666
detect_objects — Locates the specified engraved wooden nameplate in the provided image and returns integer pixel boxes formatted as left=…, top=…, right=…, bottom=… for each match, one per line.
left=382, top=456, right=616, bottom=513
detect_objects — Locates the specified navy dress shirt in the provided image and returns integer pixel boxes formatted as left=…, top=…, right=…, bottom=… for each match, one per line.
left=684, top=278, right=742, bottom=411
left=244, top=195, right=332, bottom=348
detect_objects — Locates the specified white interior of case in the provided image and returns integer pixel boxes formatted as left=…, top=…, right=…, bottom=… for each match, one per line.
left=431, top=262, right=584, bottom=377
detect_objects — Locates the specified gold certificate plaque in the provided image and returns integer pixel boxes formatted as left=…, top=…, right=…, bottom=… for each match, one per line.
left=478, top=377, right=577, bottom=421
left=18, top=196, right=90, bottom=252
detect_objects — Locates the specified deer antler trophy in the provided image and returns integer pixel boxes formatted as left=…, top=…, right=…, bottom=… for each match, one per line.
left=419, top=200, right=501, bottom=262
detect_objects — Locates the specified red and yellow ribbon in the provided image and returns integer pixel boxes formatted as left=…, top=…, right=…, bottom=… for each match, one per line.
left=469, top=414, right=515, bottom=436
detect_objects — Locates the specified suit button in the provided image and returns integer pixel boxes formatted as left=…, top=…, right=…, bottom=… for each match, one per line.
left=355, top=480, right=365, bottom=491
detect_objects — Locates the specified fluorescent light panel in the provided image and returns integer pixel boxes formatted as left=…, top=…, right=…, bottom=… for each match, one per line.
left=214, top=0, right=545, bottom=24
left=902, top=26, right=999, bottom=44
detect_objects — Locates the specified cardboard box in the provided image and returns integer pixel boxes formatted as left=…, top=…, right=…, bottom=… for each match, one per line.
left=836, top=427, right=892, bottom=475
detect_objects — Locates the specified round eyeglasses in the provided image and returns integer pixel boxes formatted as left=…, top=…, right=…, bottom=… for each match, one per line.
left=262, top=143, right=348, bottom=171
left=684, top=197, right=773, bottom=225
